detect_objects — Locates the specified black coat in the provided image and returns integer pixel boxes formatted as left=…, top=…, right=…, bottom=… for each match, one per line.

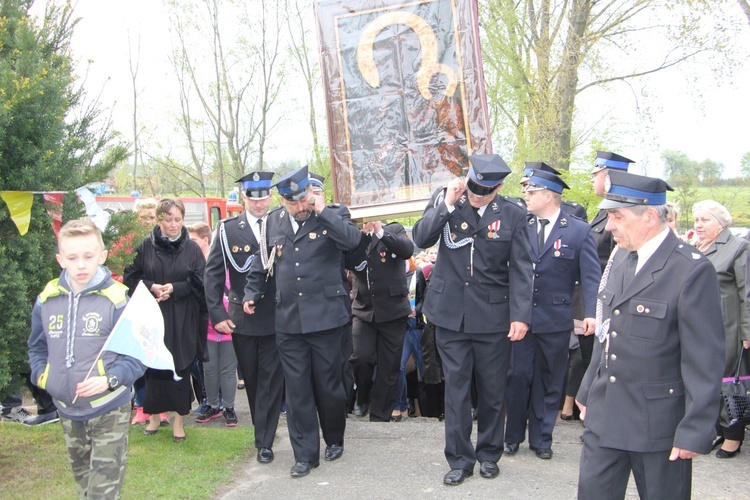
left=123, top=226, right=206, bottom=371
left=346, top=222, right=414, bottom=323
left=590, top=209, right=615, bottom=272
left=578, top=232, right=724, bottom=453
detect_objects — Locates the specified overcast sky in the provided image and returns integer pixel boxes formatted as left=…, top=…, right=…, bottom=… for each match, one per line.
left=34, top=0, right=750, bottom=178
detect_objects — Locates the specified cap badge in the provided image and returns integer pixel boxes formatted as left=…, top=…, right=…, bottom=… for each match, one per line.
left=290, top=181, right=298, bottom=191
left=604, top=174, right=612, bottom=193
left=477, top=173, right=484, bottom=180
left=253, top=172, right=260, bottom=181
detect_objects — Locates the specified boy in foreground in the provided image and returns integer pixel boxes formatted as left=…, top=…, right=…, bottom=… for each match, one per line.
left=28, top=219, right=145, bottom=498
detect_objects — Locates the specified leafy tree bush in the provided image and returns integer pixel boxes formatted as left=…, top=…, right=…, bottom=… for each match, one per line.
left=0, top=1, right=127, bottom=398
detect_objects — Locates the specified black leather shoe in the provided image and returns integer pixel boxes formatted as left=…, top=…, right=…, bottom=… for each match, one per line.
left=716, top=443, right=741, bottom=459
left=290, top=461, right=320, bottom=478
left=324, top=442, right=344, bottom=461
left=533, top=447, right=553, bottom=459
left=257, top=447, right=274, bottom=464
left=503, top=442, right=519, bottom=455
left=479, top=461, right=499, bottom=479
left=353, top=403, right=369, bottom=417
left=443, top=468, right=473, bottom=486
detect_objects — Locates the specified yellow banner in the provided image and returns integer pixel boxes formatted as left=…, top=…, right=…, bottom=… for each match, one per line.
left=1, top=191, right=34, bottom=235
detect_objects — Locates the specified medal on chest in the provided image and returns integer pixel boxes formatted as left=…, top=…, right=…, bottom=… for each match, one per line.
left=553, top=239, right=561, bottom=257
left=487, top=220, right=501, bottom=239
left=380, top=251, right=386, bottom=263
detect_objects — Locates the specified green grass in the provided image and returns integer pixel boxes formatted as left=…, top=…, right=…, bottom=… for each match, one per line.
left=0, top=421, right=255, bottom=499
left=671, top=184, right=750, bottom=231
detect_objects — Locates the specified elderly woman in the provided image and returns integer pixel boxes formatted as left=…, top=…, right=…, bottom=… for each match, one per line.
left=692, top=200, right=750, bottom=458
left=124, top=198, right=206, bottom=442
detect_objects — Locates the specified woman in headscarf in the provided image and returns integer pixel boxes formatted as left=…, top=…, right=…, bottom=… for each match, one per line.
left=692, top=200, right=750, bottom=458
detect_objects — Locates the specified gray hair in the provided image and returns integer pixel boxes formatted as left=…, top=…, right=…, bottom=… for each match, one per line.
left=627, top=204, right=668, bottom=224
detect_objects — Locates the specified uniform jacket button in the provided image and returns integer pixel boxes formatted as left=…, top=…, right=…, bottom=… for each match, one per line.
left=609, top=376, right=616, bottom=383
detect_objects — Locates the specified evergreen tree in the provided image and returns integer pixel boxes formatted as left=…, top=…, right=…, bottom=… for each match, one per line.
left=0, top=1, right=127, bottom=398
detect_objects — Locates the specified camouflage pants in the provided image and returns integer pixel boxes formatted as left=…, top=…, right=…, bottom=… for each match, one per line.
left=60, top=403, right=130, bottom=499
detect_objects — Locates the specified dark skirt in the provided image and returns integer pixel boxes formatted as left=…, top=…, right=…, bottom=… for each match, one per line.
left=143, top=367, right=193, bottom=416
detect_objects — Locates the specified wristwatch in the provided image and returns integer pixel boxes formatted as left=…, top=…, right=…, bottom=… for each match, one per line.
left=107, top=374, right=120, bottom=391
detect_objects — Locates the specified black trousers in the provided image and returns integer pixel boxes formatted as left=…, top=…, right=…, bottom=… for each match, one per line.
left=350, top=316, right=407, bottom=421
left=578, top=428, right=692, bottom=500
left=276, top=327, right=347, bottom=462
left=233, top=334, right=283, bottom=449
left=436, top=326, right=511, bottom=470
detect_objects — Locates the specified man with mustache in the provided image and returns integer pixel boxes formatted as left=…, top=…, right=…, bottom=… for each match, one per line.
left=243, top=166, right=362, bottom=478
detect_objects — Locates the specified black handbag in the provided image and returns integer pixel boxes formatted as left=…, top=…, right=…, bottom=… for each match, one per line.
left=720, top=345, right=750, bottom=427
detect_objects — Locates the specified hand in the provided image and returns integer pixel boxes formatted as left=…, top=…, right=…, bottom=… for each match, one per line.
left=507, top=321, right=528, bottom=342
left=307, top=192, right=326, bottom=215
left=575, top=400, right=586, bottom=421
left=669, top=447, right=699, bottom=461
left=150, top=283, right=172, bottom=302
left=581, top=317, right=596, bottom=336
left=444, top=177, right=466, bottom=206
left=362, top=220, right=383, bottom=235
left=76, top=376, right=108, bottom=398
left=243, top=300, right=256, bottom=315
left=408, top=310, right=416, bottom=318
left=214, top=319, right=236, bottom=334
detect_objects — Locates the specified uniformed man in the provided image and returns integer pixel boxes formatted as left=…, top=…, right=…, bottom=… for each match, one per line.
left=520, top=162, right=588, bottom=221
left=347, top=220, right=414, bottom=421
left=504, top=169, right=600, bottom=459
left=412, top=154, right=533, bottom=486
left=309, top=172, right=325, bottom=195
left=204, top=171, right=283, bottom=464
left=576, top=171, right=724, bottom=499
left=243, top=165, right=362, bottom=478
left=590, top=151, right=633, bottom=270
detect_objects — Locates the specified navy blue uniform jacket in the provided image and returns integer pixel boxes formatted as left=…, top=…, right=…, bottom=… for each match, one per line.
left=346, top=222, right=414, bottom=323
left=527, top=213, right=600, bottom=333
left=205, top=211, right=275, bottom=336
left=412, top=189, right=533, bottom=333
left=243, top=204, right=361, bottom=334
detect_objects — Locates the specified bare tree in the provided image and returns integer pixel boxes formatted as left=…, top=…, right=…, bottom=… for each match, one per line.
left=481, top=1, right=740, bottom=170
left=164, top=0, right=286, bottom=195
left=285, top=0, right=323, bottom=169
left=127, top=31, right=141, bottom=193
left=239, top=0, right=285, bottom=171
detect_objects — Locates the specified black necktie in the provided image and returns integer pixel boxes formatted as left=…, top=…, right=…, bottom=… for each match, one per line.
left=473, top=207, right=480, bottom=223
left=623, top=251, right=638, bottom=289
left=537, top=218, right=549, bottom=249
